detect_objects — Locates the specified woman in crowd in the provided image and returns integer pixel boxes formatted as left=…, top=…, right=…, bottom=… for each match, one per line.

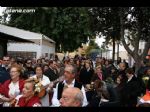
left=15, top=80, right=41, bottom=107
left=28, top=65, right=50, bottom=106
left=43, top=64, right=49, bottom=73
left=92, top=65, right=104, bottom=81
left=0, top=64, right=25, bottom=107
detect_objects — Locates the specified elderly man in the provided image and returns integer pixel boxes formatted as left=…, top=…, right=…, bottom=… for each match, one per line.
left=51, top=64, right=88, bottom=107
left=59, top=87, right=83, bottom=107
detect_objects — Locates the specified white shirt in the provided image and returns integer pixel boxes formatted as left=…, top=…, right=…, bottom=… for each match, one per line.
left=3, top=81, right=20, bottom=107
left=8, top=81, right=20, bottom=96
left=127, top=75, right=134, bottom=83
left=31, top=75, right=50, bottom=87
left=51, top=79, right=88, bottom=107
left=30, top=75, right=50, bottom=106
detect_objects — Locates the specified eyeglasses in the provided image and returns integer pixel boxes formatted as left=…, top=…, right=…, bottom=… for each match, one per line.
left=27, top=62, right=32, bottom=64
left=64, top=70, right=72, bottom=74
left=10, top=71, right=18, bottom=73
left=3, top=60, right=10, bottom=61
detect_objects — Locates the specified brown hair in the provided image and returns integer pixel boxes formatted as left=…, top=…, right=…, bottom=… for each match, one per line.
left=24, top=80, right=38, bottom=96
left=10, top=64, right=22, bottom=74
left=125, top=68, right=134, bottom=74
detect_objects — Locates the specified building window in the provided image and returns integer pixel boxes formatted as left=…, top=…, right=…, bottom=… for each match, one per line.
left=8, top=51, right=36, bottom=59
left=45, top=53, right=48, bottom=57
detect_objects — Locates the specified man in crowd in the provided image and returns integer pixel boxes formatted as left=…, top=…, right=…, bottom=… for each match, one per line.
left=51, top=64, right=88, bottom=107
left=0, top=56, right=11, bottom=84
left=44, top=60, right=59, bottom=82
left=120, top=68, right=141, bottom=106
left=59, top=87, right=84, bottom=107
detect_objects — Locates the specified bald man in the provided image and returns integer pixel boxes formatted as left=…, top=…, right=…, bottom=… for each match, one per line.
left=59, top=87, right=84, bottom=107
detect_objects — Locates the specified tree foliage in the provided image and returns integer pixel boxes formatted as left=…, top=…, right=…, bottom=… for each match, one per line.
left=85, top=39, right=99, bottom=55
left=89, top=7, right=150, bottom=72
left=3, top=7, right=93, bottom=52
left=89, top=7, right=121, bottom=61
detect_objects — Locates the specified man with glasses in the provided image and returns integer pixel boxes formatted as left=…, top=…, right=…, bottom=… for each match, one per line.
left=23, top=59, right=35, bottom=79
left=51, top=64, right=88, bottom=107
left=0, top=56, right=11, bottom=84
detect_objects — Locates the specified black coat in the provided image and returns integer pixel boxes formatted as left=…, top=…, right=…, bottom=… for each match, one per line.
left=44, top=68, right=59, bottom=81
left=79, top=68, right=94, bottom=85
left=0, top=66, right=10, bottom=84
left=120, top=76, right=140, bottom=106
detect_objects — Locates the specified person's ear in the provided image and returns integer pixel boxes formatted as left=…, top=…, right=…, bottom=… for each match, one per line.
left=74, top=101, right=80, bottom=107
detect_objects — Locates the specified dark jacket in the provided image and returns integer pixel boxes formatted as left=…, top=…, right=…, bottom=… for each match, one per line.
left=120, top=76, right=140, bottom=106
left=57, top=80, right=82, bottom=100
left=44, top=67, right=59, bottom=81
left=0, top=66, right=10, bottom=84
left=79, top=67, right=94, bottom=85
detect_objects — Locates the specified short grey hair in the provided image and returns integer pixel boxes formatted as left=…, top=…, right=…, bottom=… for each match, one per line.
left=65, top=64, right=77, bottom=75
left=74, top=91, right=84, bottom=106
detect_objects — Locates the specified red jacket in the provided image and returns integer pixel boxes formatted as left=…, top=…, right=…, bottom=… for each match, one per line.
left=17, top=96, right=41, bottom=107
left=0, top=79, right=25, bottom=98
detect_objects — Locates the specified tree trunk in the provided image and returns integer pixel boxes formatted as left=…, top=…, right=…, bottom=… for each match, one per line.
left=134, top=54, right=142, bottom=75
left=119, top=7, right=141, bottom=74
left=119, top=7, right=149, bottom=75
left=117, top=41, right=119, bottom=60
left=112, top=36, right=115, bottom=62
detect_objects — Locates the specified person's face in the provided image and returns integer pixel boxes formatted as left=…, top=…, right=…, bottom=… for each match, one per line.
left=10, top=67, right=20, bottom=80
left=81, top=62, right=84, bottom=66
left=96, top=68, right=102, bottom=74
left=37, top=60, right=41, bottom=64
left=44, top=66, right=49, bottom=72
left=53, top=62, right=57, bottom=69
left=64, top=67, right=74, bottom=82
left=22, top=83, right=34, bottom=98
left=76, top=60, right=80, bottom=65
left=41, top=59, right=45, bottom=63
left=3, top=57, right=10, bottom=66
left=10, top=58, right=16, bottom=64
left=26, top=60, right=32, bottom=67
left=105, top=61, right=109, bottom=65
left=119, top=63, right=125, bottom=70
left=116, top=76, right=121, bottom=84
left=60, top=90, right=76, bottom=107
left=85, top=63, right=90, bottom=69
left=111, top=69, right=115, bottom=73
left=36, top=67, right=43, bottom=77
left=147, top=69, right=150, bottom=76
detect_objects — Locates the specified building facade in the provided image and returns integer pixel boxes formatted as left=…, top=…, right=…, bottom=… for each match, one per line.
left=0, top=24, right=55, bottom=59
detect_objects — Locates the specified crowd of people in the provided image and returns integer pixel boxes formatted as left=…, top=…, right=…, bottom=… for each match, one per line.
left=0, top=54, right=150, bottom=107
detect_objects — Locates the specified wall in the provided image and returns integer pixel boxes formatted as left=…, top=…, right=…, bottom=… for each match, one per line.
left=7, top=42, right=41, bottom=59
left=41, top=39, right=55, bottom=58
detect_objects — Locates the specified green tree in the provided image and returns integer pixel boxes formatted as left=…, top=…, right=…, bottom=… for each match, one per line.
left=89, top=7, right=120, bottom=61
left=120, top=7, right=150, bottom=73
left=90, top=7, right=150, bottom=73
left=85, top=39, right=99, bottom=55
left=2, top=7, right=92, bottom=52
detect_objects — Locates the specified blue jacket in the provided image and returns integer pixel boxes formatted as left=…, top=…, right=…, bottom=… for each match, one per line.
left=0, top=66, right=10, bottom=84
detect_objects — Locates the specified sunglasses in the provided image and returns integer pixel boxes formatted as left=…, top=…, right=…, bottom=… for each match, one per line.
left=3, top=60, right=10, bottom=61
left=27, top=62, right=32, bottom=64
